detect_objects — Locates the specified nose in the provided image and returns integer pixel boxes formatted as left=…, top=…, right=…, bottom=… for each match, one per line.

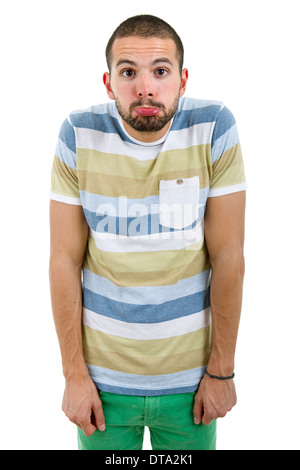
left=136, top=72, right=154, bottom=98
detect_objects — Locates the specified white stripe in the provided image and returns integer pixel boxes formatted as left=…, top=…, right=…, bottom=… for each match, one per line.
left=83, top=307, right=211, bottom=340
left=49, top=192, right=82, bottom=205
left=76, top=128, right=161, bottom=160
left=55, top=139, right=76, bottom=169
left=165, top=122, right=213, bottom=150
left=75, top=122, right=213, bottom=161
left=208, top=183, right=247, bottom=198
left=90, top=220, right=204, bottom=253
left=211, top=124, right=239, bottom=163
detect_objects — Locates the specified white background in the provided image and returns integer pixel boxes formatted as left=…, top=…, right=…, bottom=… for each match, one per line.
left=1, top=0, right=299, bottom=450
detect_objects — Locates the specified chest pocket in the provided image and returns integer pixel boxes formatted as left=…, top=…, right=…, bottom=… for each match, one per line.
left=159, top=176, right=200, bottom=229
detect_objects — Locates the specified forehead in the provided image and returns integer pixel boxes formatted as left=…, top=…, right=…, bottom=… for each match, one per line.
left=111, top=36, right=178, bottom=67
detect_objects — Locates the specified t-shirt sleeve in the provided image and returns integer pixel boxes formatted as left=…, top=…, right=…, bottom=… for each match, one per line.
left=208, top=106, right=247, bottom=197
left=50, top=117, right=82, bottom=205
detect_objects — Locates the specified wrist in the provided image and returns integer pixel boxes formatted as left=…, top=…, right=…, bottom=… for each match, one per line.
left=205, top=369, right=235, bottom=380
left=207, top=353, right=235, bottom=377
left=63, top=363, right=90, bottom=383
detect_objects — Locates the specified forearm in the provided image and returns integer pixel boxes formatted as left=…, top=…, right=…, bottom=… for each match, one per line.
left=49, top=259, right=88, bottom=381
left=208, top=253, right=245, bottom=376
left=194, top=192, right=245, bottom=424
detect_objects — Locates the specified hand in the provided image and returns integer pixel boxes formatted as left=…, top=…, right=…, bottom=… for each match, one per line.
left=62, top=377, right=105, bottom=436
left=193, top=374, right=237, bottom=425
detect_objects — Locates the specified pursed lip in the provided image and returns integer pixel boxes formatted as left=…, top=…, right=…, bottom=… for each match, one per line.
left=134, top=106, right=161, bottom=116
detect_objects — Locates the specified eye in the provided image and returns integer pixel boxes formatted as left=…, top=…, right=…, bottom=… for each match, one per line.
left=155, top=68, right=168, bottom=77
left=121, top=69, right=135, bottom=78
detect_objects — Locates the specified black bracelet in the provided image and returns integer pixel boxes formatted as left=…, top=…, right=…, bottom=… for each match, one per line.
left=205, top=370, right=235, bottom=380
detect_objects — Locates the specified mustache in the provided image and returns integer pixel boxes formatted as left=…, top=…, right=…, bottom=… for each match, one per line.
left=129, top=99, right=166, bottom=112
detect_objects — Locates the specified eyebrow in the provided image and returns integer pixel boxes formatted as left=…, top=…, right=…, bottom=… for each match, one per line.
left=116, top=59, right=136, bottom=68
left=116, top=58, right=173, bottom=68
left=152, top=58, right=173, bottom=67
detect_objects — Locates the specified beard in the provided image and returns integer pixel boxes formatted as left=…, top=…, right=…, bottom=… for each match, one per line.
left=115, top=96, right=179, bottom=133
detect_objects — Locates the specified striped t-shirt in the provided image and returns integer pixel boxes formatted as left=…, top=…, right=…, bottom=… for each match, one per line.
left=50, top=96, right=246, bottom=396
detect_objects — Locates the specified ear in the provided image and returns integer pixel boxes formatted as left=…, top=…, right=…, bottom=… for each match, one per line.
left=103, top=72, right=115, bottom=100
left=179, top=68, right=189, bottom=97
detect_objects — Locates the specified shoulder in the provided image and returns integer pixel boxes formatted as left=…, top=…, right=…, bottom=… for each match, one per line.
left=68, top=102, right=118, bottom=132
left=173, top=97, right=224, bottom=130
left=211, top=106, right=238, bottom=146
left=178, top=96, right=223, bottom=112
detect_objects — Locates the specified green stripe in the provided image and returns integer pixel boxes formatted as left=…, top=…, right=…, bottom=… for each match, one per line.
left=83, top=324, right=211, bottom=375
left=84, top=345, right=211, bottom=374
left=86, top=235, right=206, bottom=273
left=76, top=145, right=210, bottom=177
left=77, top=167, right=209, bottom=198
left=83, top=324, right=211, bottom=355
left=51, top=155, right=80, bottom=198
left=211, top=143, right=246, bottom=188
left=83, top=244, right=211, bottom=286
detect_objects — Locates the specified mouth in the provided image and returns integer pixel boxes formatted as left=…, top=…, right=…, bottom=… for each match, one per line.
left=134, top=107, right=161, bottom=117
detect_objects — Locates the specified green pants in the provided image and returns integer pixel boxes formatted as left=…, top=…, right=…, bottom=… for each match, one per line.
left=78, top=391, right=216, bottom=450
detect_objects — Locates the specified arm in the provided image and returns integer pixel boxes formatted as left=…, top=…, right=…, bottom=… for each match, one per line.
left=193, top=191, right=246, bottom=425
left=49, top=200, right=105, bottom=435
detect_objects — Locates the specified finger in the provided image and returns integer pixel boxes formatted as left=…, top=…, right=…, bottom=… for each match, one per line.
left=92, top=398, right=106, bottom=432
left=78, top=417, right=97, bottom=437
left=202, top=407, right=216, bottom=426
left=193, top=397, right=203, bottom=425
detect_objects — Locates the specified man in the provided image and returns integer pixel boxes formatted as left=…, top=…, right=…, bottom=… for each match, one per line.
left=49, top=15, right=246, bottom=451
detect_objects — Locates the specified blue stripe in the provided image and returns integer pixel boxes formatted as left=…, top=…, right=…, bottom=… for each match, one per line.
left=87, top=363, right=205, bottom=393
left=83, top=268, right=210, bottom=305
left=83, top=286, right=210, bottom=323
left=84, top=208, right=205, bottom=235
left=80, top=191, right=159, bottom=215
left=94, top=382, right=199, bottom=396
left=70, top=99, right=221, bottom=134
left=171, top=105, right=221, bottom=131
left=70, top=111, right=132, bottom=143
left=59, top=118, right=76, bottom=153
left=71, top=111, right=117, bottom=132
left=211, top=106, right=236, bottom=146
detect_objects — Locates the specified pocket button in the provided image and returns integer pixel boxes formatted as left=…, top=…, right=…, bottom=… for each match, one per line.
left=176, top=178, right=184, bottom=185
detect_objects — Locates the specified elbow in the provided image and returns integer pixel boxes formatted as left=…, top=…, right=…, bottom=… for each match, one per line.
left=210, top=248, right=245, bottom=280
left=49, top=252, right=82, bottom=281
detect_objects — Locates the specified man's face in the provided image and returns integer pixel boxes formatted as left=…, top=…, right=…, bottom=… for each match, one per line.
left=103, top=36, right=188, bottom=142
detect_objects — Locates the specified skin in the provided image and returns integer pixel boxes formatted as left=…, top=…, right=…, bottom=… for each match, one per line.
left=194, top=191, right=245, bottom=425
left=49, top=35, right=245, bottom=437
left=103, top=37, right=188, bottom=142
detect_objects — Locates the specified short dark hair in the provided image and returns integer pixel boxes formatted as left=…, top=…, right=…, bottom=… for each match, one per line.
left=105, top=15, right=184, bottom=72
